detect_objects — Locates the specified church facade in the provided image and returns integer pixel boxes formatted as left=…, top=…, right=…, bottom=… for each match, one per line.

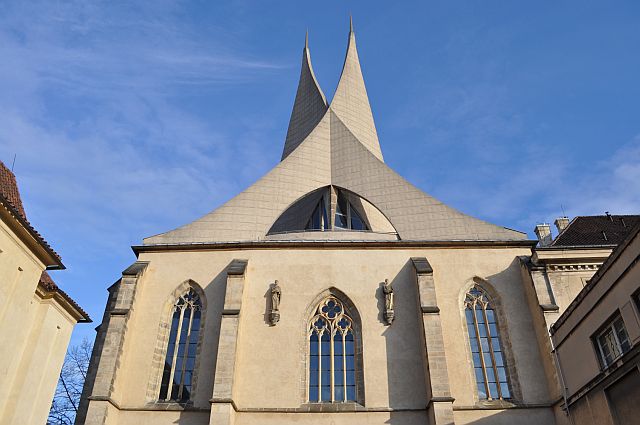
left=77, top=24, right=566, bottom=425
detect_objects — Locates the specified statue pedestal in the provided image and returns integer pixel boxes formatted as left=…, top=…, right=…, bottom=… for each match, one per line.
left=269, top=311, right=280, bottom=326
left=384, top=309, right=394, bottom=325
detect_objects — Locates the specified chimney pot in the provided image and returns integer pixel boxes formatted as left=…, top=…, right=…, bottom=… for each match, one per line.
left=554, top=217, right=570, bottom=234
left=534, top=223, right=552, bottom=247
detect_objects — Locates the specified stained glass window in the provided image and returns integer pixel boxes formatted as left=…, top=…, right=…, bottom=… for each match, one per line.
left=159, top=288, right=202, bottom=402
left=464, top=285, right=511, bottom=400
left=308, top=297, right=357, bottom=403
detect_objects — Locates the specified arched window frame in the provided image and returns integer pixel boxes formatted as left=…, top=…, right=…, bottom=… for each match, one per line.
left=461, top=280, right=520, bottom=403
left=267, top=185, right=397, bottom=236
left=146, top=280, right=207, bottom=404
left=302, top=288, right=365, bottom=406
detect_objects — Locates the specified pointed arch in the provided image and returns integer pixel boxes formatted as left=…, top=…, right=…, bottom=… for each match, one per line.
left=459, top=277, right=520, bottom=402
left=267, top=185, right=397, bottom=236
left=146, top=279, right=207, bottom=404
left=458, top=277, right=503, bottom=310
left=301, top=287, right=365, bottom=406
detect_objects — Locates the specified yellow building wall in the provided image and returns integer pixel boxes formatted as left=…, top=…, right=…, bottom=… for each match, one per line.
left=94, top=245, right=557, bottom=425
left=0, top=219, right=77, bottom=425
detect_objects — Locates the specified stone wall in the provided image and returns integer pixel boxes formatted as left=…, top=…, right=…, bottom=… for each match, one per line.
left=79, top=243, right=560, bottom=424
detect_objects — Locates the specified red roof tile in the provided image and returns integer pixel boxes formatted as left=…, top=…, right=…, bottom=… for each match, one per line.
left=0, top=161, right=87, bottom=321
left=0, top=161, right=27, bottom=220
left=0, top=161, right=63, bottom=266
left=39, top=271, right=91, bottom=322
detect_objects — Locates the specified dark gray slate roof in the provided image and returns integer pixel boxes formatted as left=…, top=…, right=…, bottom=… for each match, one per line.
left=551, top=215, right=640, bottom=247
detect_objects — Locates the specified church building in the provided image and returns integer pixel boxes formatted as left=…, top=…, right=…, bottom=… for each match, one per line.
left=77, top=23, right=566, bottom=425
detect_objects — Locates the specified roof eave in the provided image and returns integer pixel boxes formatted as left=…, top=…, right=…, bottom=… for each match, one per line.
left=132, top=238, right=537, bottom=254
left=36, top=283, right=91, bottom=323
left=0, top=196, right=64, bottom=269
left=550, top=224, right=640, bottom=335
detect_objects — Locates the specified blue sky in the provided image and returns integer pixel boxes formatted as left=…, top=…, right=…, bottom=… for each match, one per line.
left=1, top=1, right=639, bottom=345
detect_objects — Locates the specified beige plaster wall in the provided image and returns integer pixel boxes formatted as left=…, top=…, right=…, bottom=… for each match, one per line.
left=4, top=296, right=77, bottom=424
left=110, top=410, right=209, bottom=425
left=453, top=407, right=556, bottom=425
left=552, top=233, right=640, bottom=396
left=233, top=411, right=428, bottom=425
left=568, top=390, right=615, bottom=425
left=546, top=270, right=594, bottom=315
left=519, top=264, right=563, bottom=401
left=102, top=244, right=556, bottom=424
left=0, top=219, right=77, bottom=425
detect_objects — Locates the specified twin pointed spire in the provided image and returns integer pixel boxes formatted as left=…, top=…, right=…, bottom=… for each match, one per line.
left=281, top=29, right=328, bottom=159
left=282, top=19, right=383, bottom=161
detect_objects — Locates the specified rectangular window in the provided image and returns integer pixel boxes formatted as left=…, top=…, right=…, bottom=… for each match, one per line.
left=634, top=290, right=640, bottom=316
left=594, top=313, right=631, bottom=368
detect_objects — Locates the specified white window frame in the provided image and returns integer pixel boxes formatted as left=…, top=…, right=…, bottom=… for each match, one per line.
left=594, top=314, right=630, bottom=369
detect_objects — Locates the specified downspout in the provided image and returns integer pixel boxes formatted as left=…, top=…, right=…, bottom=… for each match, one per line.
left=549, top=329, right=575, bottom=425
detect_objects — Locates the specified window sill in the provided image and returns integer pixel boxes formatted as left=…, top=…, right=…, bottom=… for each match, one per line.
left=600, top=348, right=633, bottom=372
left=146, top=401, right=194, bottom=411
left=301, top=402, right=365, bottom=412
left=475, top=399, right=516, bottom=409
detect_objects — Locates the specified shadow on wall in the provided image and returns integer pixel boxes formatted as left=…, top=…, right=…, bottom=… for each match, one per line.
left=483, top=256, right=549, bottom=404
left=172, top=411, right=211, bottom=425
left=185, top=263, right=232, bottom=409
left=380, top=256, right=557, bottom=425
left=382, top=260, right=429, bottom=425
left=455, top=407, right=557, bottom=425
left=167, top=261, right=240, bottom=424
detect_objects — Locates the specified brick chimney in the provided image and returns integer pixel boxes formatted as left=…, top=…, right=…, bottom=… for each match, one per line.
left=534, top=223, right=552, bottom=247
left=554, top=217, right=570, bottom=234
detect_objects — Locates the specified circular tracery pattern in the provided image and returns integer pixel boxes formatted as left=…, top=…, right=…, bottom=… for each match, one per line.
left=310, top=298, right=352, bottom=336
left=308, top=297, right=356, bottom=403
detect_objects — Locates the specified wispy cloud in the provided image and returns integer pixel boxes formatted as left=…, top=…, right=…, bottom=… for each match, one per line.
left=385, top=17, right=639, bottom=238
left=0, top=0, right=285, bottom=332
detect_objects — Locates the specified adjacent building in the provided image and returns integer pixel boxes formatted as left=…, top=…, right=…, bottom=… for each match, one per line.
left=519, top=214, right=640, bottom=421
left=531, top=215, right=640, bottom=328
left=76, top=24, right=574, bottom=425
left=550, top=223, right=640, bottom=424
left=0, top=161, right=90, bottom=424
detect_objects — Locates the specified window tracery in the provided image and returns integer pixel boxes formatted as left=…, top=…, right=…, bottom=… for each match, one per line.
left=159, top=288, right=202, bottom=402
left=308, top=297, right=357, bottom=403
left=464, top=285, right=511, bottom=400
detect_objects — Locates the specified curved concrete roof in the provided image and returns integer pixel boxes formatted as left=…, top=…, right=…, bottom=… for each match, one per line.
left=281, top=33, right=328, bottom=160
left=144, top=25, right=525, bottom=245
left=329, top=23, right=383, bottom=161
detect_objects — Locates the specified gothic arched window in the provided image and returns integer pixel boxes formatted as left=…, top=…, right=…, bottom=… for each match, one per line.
left=464, top=285, right=511, bottom=400
left=308, top=297, right=357, bottom=403
left=159, top=288, right=202, bottom=402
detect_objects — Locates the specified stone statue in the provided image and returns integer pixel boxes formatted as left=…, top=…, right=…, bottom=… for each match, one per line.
left=269, top=280, right=281, bottom=325
left=382, top=279, right=394, bottom=325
